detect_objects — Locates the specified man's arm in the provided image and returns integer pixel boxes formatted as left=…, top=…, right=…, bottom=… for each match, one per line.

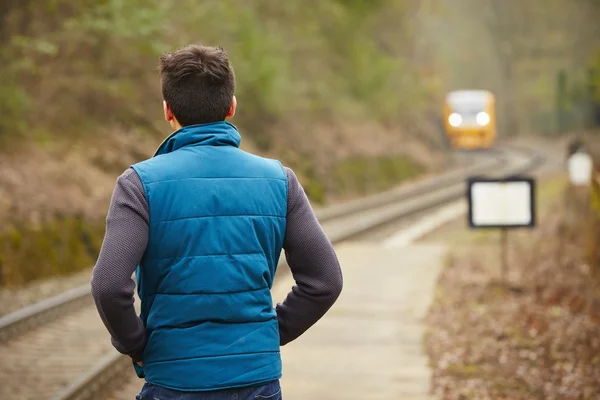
left=90, top=168, right=149, bottom=362
left=276, top=167, right=343, bottom=345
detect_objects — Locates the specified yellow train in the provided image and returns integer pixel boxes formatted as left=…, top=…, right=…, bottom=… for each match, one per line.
left=443, top=90, right=496, bottom=150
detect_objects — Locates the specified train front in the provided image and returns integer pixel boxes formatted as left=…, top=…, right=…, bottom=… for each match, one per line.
left=444, top=90, right=496, bottom=150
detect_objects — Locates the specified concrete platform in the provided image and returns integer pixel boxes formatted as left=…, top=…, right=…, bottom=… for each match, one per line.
left=271, top=242, right=447, bottom=400
left=112, top=242, right=447, bottom=399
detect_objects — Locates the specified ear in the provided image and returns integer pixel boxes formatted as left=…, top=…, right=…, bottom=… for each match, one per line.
left=163, top=100, right=174, bottom=122
left=226, top=96, right=237, bottom=119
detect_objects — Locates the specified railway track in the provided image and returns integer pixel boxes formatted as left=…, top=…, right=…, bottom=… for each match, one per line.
left=0, top=145, right=543, bottom=400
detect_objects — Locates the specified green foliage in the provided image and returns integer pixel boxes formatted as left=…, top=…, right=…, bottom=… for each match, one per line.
left=591, top=51, right=600, bottom=103
left=0, top=1, right=440, bottom=285
left=297, top=166, right=327, bottom=206
left=0, top=216, right=105, bottom=287
left=0, top=70, right=29, bottom=139
left=334, top=155, right=424, bottom=196
left=66, top=0, right=173, bottom=54
left=0, top=0, right=432, bottom=146
left=0, top=41, right=31, bottom=139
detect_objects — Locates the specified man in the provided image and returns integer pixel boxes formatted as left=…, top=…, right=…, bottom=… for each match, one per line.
left=90, top=44, right=343, bottom=400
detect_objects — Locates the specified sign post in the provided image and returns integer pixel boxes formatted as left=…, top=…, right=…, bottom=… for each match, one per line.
left=467, top=176, right=536, bottom=287
left=500, top=228, right=508, bottom=285
left=565, top=148, right=595, bottom=312
left=562, top=149, right=594, bottom=249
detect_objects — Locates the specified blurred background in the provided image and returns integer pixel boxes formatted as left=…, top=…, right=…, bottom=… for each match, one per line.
left=1, top=0, right=599, bottom=287
left=1, top=1, right=600, bottom=399
left=0, top=0, right=599, bottom=297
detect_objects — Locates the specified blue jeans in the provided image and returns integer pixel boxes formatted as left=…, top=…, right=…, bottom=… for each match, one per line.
left=135, top=380, right=282, bottom=400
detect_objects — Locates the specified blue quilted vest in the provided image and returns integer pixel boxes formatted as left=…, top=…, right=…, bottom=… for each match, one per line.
left=130, top=121, right=287, bottom=391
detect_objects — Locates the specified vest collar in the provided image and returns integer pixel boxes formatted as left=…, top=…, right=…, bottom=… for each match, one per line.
left=153, top=121, right=241, bottom=157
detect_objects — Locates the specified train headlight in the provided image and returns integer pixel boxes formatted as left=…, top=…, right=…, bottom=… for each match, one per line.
left=448, top=113, right=462, bottom=127
left=476, top=112, right=490, bottom=126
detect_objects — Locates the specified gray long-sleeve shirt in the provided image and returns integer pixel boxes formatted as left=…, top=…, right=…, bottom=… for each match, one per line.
left=91, top=166, right=343, bottom=362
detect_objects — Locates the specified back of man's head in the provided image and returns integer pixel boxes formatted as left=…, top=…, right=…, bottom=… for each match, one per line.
left=159, top=45, right=235, bottom=126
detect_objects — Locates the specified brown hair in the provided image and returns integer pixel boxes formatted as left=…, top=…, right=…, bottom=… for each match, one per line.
left=159, top=45, right=235, bottom=126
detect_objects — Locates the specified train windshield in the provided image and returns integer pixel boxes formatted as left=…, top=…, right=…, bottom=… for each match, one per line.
left=447, top=91, right=489, bottom=112
left=446, top=90, right=492, bottom=127
left=451, top=102, right=484, bottom=116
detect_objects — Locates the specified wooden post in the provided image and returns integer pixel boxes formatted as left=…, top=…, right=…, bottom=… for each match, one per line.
left=556, top=69, right=567, bottom=134
left=587, top=169, right=600, bottom=314
left=500, top=228, right=508, bottom=287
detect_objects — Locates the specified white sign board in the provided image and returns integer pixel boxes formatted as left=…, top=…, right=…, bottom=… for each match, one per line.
left=568, top=152, right=593, bottom=186
left=467, top=177, right=536, bottom=228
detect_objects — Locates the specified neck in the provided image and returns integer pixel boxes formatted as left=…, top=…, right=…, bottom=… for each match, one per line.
left=170, top=120, right=183, bottom=131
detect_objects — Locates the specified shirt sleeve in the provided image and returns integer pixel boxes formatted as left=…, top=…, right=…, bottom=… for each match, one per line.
left=90, top=168, right=149, bottom=362
left=275, top=167, right=343, bottom=345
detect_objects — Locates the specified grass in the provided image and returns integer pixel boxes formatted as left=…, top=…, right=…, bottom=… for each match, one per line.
left=0, top=216, right=105, bottom=287
left=333, top=155, right=424, bottom=198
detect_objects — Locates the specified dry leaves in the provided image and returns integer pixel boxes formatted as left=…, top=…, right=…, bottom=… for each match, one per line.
left=426, top=211, right=600, bottom=399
